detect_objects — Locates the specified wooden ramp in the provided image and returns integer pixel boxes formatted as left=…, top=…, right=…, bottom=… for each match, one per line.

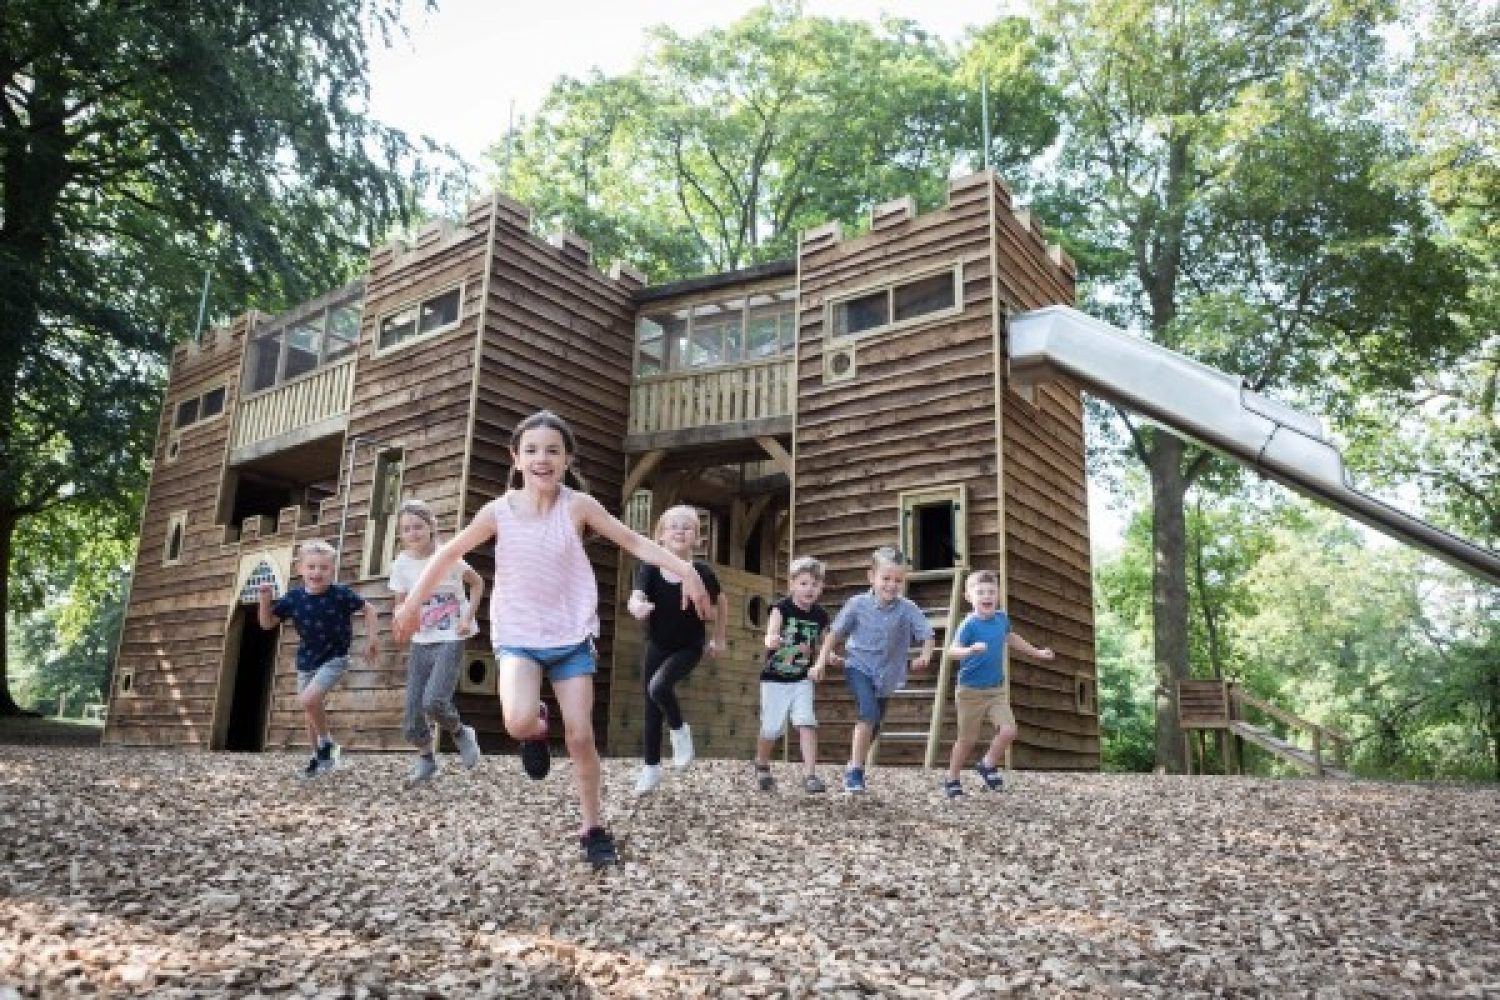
left=1228, top=720, right=1352, bottom=780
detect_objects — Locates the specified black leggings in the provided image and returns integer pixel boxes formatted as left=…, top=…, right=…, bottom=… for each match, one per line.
left=642, top=641, right=702, bottom=766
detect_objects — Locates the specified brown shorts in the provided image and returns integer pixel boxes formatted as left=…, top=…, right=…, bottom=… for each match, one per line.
left=955, top=685, right=1015, bottom=743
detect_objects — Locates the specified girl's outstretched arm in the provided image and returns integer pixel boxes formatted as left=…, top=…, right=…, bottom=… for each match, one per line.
left=577, top=494, right=712, bottom=619
left=393, top=501, right=498, bottom=643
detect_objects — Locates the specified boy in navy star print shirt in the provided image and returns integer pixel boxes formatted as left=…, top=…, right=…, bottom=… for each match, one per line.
left=258, top=539, right=379, bottom=778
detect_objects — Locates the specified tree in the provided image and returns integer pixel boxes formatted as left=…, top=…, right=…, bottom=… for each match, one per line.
left=499, top=2, right=1058, bottom=280
left=0, top=1, right=435, bottom=713
left=987, top=0, right=1472, bottom=770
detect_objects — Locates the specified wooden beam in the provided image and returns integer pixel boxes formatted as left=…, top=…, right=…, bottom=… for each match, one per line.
left=621, top=449, right=665, bottom=503
left=755, top=436, right=793, bottom=477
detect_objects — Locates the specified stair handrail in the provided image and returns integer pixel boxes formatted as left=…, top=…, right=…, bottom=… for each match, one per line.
left=923, top=568, right=968, bottom=769
left=1228, top=683, right=1349, bottom=774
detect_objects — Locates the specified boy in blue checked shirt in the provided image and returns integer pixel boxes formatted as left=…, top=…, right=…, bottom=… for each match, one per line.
left=944, top=569, right=1053, bottom=798
left=258, top=540, right=379, bottom=778
left=812, top=546, right=934, bottom=794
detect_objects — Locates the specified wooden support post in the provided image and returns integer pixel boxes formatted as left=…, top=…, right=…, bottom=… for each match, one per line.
left=1216, top=729, right=1230, bottom=776
left=1312, top=728, right=1324, bottom=779
left=621, top=449, right=666, bottom=503
left=754, top=435, right=793, bottom=477
left=728, top=499, right=748, bottom=570
left=1182, top=732, right=1194, bottom=776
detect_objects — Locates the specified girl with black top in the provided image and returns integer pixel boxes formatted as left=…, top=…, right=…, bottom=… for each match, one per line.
left=627, top=505, right=727, bottom=794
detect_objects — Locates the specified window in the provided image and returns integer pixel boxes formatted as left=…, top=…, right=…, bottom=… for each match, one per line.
left=172, top=384, right=228, bottom=432
left=625, top=490, right=653, bottom=535
left=379, top=286, right=462, bottom=352
left=362, top=450, right=404, bottom=577
left=163, top=511, right=188, bottom=566
left=829, top=267, right=961, bottom=341
left=899, top=484, right=967, bottom=574
left=243, top=285, right=364, bottom=395
left=636, top=287, right=794, bottom=376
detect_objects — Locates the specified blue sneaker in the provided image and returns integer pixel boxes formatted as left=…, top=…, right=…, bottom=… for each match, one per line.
left=974, top=760, right=1005, bottom=791
left=843, top=766, right=866, bottom=794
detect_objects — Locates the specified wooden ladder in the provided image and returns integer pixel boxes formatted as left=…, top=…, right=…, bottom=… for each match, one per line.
left=866, top=570, right=966, bottom=768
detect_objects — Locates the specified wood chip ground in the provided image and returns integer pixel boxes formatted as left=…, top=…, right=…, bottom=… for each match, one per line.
left=1, top=749, right=1496, bottom=997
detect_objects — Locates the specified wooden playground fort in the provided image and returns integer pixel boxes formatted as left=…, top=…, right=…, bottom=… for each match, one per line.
left=102, top=169, right=1101, bottom=768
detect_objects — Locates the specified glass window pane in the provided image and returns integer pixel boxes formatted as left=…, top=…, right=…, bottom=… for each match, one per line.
left=325, top=304, right=360, bottom=361
left=175, top=397, right=199, bottom=428
left=833, top=290, right=888, bottom=336
left=247, top=329, right=282, bottom=392
left=748, top=294, right=794, bottom=359
left=893, top=272, right=956, bottom=321
left=200, top=386, right=226, bottom=418
left=689, top=300, right=741, bottom=368
left=418, top=288, right=461, bottom=334
left=661, top=310, right=689, bottom=372
left=283, top=320, right=322, bottom=380
left=379, top=305, right=417, bottom=350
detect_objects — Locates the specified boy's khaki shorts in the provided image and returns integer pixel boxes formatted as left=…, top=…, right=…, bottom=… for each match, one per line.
left=955, top=685, right=1015, bottom=743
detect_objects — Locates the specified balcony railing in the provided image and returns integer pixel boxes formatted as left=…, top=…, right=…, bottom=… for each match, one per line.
left=232, top=358, right=356, bottom=452
left=629, top=359, right=794, bottom=437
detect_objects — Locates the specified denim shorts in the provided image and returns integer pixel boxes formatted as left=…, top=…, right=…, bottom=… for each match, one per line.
left=497, top=639, right=596, bottom=682
left=296, top=656, right=350, bottom=695
left=844, top=668, right=888, bottom=727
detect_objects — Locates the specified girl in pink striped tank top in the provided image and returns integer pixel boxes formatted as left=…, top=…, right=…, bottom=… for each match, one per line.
left=392, top=410, right=712, bottom=868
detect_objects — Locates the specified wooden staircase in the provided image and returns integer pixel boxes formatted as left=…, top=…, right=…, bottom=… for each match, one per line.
left=1179, top=679, right=1351, bottom=779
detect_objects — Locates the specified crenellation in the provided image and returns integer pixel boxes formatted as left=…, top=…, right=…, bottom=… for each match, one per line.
left=801, top=220, right=843, bottom=253
left=871, top=195, right=916, bottom=232
left=609, top=261, right=647, bottom=291
left=549, top=231, right=593, bottom=267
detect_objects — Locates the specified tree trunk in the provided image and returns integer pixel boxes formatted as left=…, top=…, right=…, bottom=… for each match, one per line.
left=0, top=511, right=31, bottom=715
left=1149, top=435, right=1191, bottom=772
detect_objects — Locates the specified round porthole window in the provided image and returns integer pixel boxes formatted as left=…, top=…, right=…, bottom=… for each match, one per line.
left=467, top=659, right=489, bottom=687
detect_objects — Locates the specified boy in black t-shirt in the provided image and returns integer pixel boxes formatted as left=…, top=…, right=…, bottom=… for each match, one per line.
left=258, top=540, right=379, bottom=778
left=754, top=556, right=832, bottom=793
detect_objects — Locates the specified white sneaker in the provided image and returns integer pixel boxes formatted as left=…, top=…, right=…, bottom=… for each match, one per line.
left=634, top=764, right=663, bottom=795
left=669, top=724, right=695, bottom=768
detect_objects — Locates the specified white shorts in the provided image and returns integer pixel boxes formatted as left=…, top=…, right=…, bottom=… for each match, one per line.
left=759, top=679, right=817, bottom=740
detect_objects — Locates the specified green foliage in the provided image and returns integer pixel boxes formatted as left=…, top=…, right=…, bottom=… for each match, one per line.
left=0, top=0, right=440, bottom=711
left=498, top=2, right=1058, bottom=279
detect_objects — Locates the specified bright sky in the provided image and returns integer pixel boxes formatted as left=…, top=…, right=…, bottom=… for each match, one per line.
left=368, top=0, right=1012, bottom=166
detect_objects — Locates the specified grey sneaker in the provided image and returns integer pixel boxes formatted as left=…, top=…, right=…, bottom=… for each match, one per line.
left=454, top=725, right=481, bottom=770
left=410, top=754, right=439, bottom=783
left=755, top=765, right=774, bottom=792
left=803, top=773, right=827, bottom=794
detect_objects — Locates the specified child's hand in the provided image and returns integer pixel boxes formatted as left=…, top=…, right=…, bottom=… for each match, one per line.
left=809, top=662, right=826, bottom=683
left=970, top=641, right=987, bottom=653
left=459, top=612, right=476, bottom=638
left=680, top=569, right=713, bottom=620
left=628, top=596, right=654, bottom=621
left=257, top=583, right=274, bottom=602
left=912, top=652, right=931, bottom=671
left=828, top=651, right=844, bottom=668
left=1037, top=647, right=1056, bottom=661
left=392, top=604, right=418, bottom=644
left=796, top=641, right=811, bottom=658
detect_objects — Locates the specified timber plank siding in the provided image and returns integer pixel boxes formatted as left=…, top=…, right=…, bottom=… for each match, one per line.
left=110, top=173, right=1098, bottom=770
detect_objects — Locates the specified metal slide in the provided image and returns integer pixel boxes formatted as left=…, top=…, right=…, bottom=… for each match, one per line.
left=1006, top=305, right=1500, bottom=587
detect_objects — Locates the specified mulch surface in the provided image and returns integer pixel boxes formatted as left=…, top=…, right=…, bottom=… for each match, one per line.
left=1, top=749, right=1496, bottom=997
left=0, top=718, right=101, bottom=748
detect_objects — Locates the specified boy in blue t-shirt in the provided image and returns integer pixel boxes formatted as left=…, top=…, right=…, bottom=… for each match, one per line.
left=258, top=540, right=379, bottom=778
left=944, top=569, right=1054, bottom=798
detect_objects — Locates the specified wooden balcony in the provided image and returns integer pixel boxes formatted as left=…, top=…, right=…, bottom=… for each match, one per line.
left=626, top=359, right=794, bottom=452
left=229, top=358, right=356, bottom=464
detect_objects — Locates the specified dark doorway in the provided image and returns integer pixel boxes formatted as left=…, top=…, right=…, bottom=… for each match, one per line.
left=225, top=611, right=276, bottom=751
left=912, top=501, right=958, bottom=571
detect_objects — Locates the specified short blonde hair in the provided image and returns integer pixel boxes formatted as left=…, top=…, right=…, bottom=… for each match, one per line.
left=789, top=556, right=825, bottom=582
left=297, top=539, right=336, bottom=560
left=965, top=569, right=999, bottom=589
left=654, top=505, right=700, bottom=542
left=870, top=545, right=907, bottom=570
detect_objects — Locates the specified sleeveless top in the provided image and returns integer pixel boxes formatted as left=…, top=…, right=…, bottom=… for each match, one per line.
left=490, top=486, right=599, bottom=648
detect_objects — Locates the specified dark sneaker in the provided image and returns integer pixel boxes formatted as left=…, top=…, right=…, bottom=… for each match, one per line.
left=314, top=741, right=340, bottom=776
left=454, top=724, right=482, bottom=770
left=301, top=755, right=321, bottom=779
left=974, top=761, right=1005, bottom=791
left=755, top=765, right=774, bottom=792
left=804, top=773, right=827, bottom=794
left=843, top=766, right=866, bottom=794
left=519, top=704, right=551, bottom=780
left=944, top=778, right=966, bottom=800
left=580, top=827, right=619, bottom=869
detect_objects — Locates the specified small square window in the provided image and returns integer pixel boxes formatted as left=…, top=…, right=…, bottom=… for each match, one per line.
left=174, top=397, right=200, bottom=429
left=833, top=290, right=888, bottom=337
left=417, top=289, right=461, bottom=334
left=200, top=386, right=226, bottom=419
left=378, top=305, right=418, bottom=350
left=893, top=272, right=955, bottom=321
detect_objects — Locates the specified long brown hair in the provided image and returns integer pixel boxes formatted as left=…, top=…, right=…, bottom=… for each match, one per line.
left=506, top=410, right=590, bottom=492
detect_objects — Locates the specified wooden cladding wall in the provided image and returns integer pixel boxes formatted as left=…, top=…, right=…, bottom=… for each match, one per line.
left=990, top=181, right=1098, bottom=771
left=468, top=195, right=638, bottom=748
left=106, top=318, right=251, bottom=747
left=792, top=171, right=1097, bottom=771
left=259, top=209, right=495, bottom=752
